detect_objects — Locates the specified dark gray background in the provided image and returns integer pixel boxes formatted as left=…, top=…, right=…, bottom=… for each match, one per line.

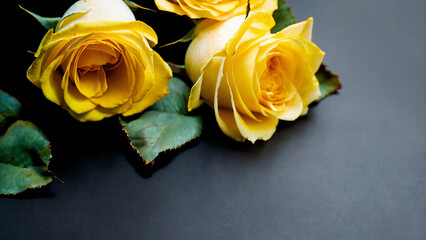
left=2, top=0, right=425, bottom=239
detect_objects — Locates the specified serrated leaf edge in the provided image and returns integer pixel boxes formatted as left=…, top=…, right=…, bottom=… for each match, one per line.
left=121, top=114, right=202, bottom=165
left=0, top=120, right=55, bottom=196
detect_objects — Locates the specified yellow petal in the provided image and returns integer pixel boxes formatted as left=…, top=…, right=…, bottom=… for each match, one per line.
left=186, top=17, right=244, bottom=83
left=64, top=80, right=97, bottom=114
left=215, top=107, right=245, bottom=142
left=266, top=92, right=304, bottom=121
left=124, top=37, right=154, bottom=105
left=294, top=69, right=321, bottom=108
left=279, top=17, right=314, bottom=41
left=200, top=56, right=232, bottom=108
left=187, top=74, right=204, bottom=112
left=253, top=0, right=278, bottom=12
left=56, top=11, right=89, bottom=32
left=69, top=106, right=114, bottom=122
left=230, top=46, right=268, bottom=115
left=213, top=60, right=245, bottom=141
left=58, top=0, right=136, bottom=31
left=154, top=0, right=187, bottom=17
left=75, top=68, right=108, bottom=98
left=279, top=40, right=322, bottom=106
left=123, top=51, right=171, bottom=116
left=34, top=29, right=54, bottom=58
left=27, top=55, right=45, bottom=88
left=205, top=1, right=239, bottom=14
left=28, top=29, right=58, bottom=87
left=179, top=2, right=217, bottom=19
left=225, top=11, right=275, bottom=55
left=89, top=49, right=133, bottom=108
left=225, top=56, right=262, bottom=120
left=77, top=49, right=113, bottom=70
left=39, top=56, right=65, bottom=106
left=52, top=20, right=158, bottom=47
left=155, top=0, right=276, bottom=20
left=212, top=57, right=278, bottom=142
left=187, top=46, right=232, bottom=113
left=32, top=33, right=95, bottom=107
left=188, top=55, right=227, bottom=110
left=225, top=70, right=279, bottom=142
left=232, top=109, right=278, bottom=143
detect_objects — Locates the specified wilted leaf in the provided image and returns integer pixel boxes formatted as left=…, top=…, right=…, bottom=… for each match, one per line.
left=0, top=121, right=52, bottom=195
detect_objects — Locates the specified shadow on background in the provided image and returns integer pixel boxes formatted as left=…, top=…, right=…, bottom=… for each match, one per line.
left=1, top=187, right=55, bottom=200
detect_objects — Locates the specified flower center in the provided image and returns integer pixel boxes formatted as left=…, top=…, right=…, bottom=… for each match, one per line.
left=62, top=39, right=123, bottom=99
left=258, top=51, right=296, bottom=112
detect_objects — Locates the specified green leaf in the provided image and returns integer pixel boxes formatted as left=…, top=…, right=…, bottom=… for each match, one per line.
left=150, top=77, right=190, bottom=115
left=122, top=77, right=202, bottom=163
left=167, top=62, right=187, bottom=77
left=160, top=27, right=195, bottom=48
left=0, top=120, right=52, bottom=195
left=123, top=111, right=202, bottom=163
left=0, top=90, right=21, bottom=128
left=271, top=0, right=296, bottom=33
left=19, top=5, right=61, bottom=30
left=316, top=64, right=341, bottom=101
left=123, top=0, right=155, bottom=12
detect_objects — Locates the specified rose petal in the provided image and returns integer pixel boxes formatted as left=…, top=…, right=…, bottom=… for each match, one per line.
left=64, top=80, right=97, bottom=114
left=124, top=37, right=153, bottom=104
left=231, top=46, right=268, bottom=116
left=155, top=0, right=277, bottom=20
left=123, top=51, right=171, bottom=116
left=76, top=68, right=108, bottom=98
left=68, top=106, right=115, bottom=122
left=52, top=20, right=158, bottom=47
left=232, top=108, right=279, bottom=143
left=89, top=48, right=132, bottom=108
left=225, top=56, right=262, bottom=120
left=225, top=11, right=275, bottom=55
left=279, top=17, right=314, bottom=41
left=277, top=40, right=322, bottom=107
left=154, top=0, right=187, bottom=17
left=39, top=57, right=65, bottom=106
left=213, top=60, right=245, bottom=141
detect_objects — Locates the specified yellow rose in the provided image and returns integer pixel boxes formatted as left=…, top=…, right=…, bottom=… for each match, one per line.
left=185, top=11, right=325, bottom=142
left=27, top=0, right=172, bottom=121
left=154, top=0, right=277, bottom=20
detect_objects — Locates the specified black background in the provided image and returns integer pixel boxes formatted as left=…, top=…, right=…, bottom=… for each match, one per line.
left=1, top=0, right=425, bottom=239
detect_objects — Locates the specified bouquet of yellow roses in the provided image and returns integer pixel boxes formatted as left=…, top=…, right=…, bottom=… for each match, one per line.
left=0, top=0, right=340, bottom=195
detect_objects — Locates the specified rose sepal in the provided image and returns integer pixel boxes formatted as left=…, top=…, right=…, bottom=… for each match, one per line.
left=19, top=5, right=61, bottom=30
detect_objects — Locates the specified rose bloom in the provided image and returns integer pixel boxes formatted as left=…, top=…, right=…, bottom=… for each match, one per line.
left=27, top=0, right=172, bottom=121
left=185, top=11, right=325, bottom=142
left=154, top=0, right=277, bottom=20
